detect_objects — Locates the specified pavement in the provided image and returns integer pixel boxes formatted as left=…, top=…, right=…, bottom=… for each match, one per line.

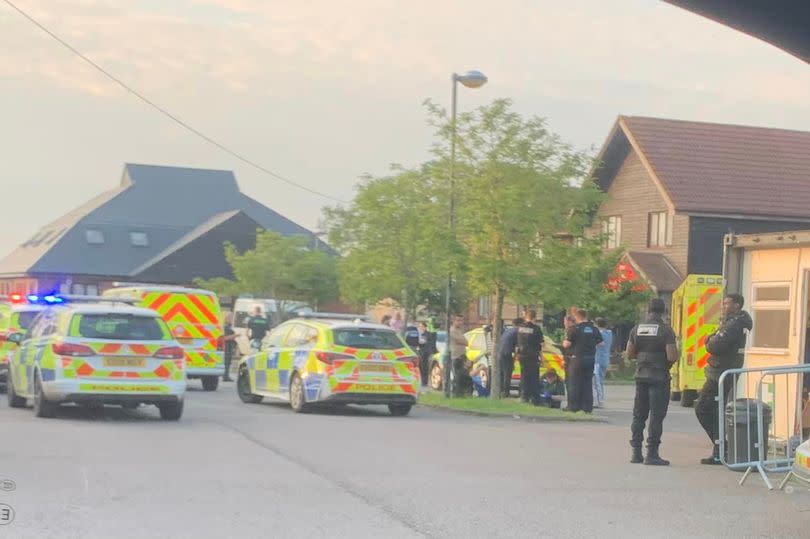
left=1, top=382, right=808, bottom=539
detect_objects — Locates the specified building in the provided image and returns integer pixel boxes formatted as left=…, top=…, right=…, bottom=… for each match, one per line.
left=590, top=116, right=810, bottom=304
left=0, top=164, right=321, bottom=295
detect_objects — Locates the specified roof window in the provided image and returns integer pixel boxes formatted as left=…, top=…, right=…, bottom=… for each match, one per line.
left=85, top=229, right=105, bottom=245
left=129, top=231, right=149, bottom=247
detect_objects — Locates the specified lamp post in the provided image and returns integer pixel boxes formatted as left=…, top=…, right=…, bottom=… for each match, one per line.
left=443, top=70, right=488, bottom=398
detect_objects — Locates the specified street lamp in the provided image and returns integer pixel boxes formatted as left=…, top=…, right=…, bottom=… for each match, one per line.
left=444, top=70, right=487, bottom=398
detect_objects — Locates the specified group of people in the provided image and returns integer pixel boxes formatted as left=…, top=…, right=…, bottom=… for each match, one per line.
left=627, top=294, right=752, bottom=466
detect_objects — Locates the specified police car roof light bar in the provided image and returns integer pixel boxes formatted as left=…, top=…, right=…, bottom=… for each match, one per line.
left=58, top=294, right=138, bottom=305
left=298, top=312, right=370, bottom=321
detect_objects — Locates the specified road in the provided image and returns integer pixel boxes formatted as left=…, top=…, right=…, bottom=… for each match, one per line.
left=1, top=383, right=808, bottom=539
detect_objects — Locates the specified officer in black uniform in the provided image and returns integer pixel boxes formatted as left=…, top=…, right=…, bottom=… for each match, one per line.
left=695, top=293, right=753, bottom=465
left=516, top=309, right=543, bottom=404
left=627, top=298, right=678, bottom=465
left=563, top=309, right=602, bottom=413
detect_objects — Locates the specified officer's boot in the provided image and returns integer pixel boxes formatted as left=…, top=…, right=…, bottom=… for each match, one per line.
left=644, top=445, right=670, bottom=466
left=700, top=444, right=721, bottom=465
left=630, top=446, right=644, bottom=464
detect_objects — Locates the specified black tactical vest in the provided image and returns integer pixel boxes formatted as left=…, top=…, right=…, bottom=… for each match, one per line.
left=634, top=319, right=669, bottom=383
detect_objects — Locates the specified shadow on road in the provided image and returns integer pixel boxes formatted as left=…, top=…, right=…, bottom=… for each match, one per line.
left=256, top=400, right=396, bottom=418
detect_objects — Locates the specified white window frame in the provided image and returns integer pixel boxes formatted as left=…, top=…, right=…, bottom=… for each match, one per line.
left=602, top=216, right=622, bottom=249
left=648, top=211, right=672, bottom=247
left=749, top=281, right=791, bottom=353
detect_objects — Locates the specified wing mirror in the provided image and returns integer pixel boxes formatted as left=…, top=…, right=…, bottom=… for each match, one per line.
left=6, top=332, right=23, bottom=345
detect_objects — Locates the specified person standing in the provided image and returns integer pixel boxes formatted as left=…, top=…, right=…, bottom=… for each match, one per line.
left=695, top=294, right=753, bottom=465
left=593, top=318, right=613, bottom=408
left=389, top=311, right=405, bottom=335
left=516, top=310, right=544, bottom=405
left=496, top=318, right=522, bottom=397
left=561, top=315, right=576, bottom=399
left=222, top=313, right=237, bottom=382
left=416, top=321, right=436, bottom=387
left=247, top=306, right=269, bottom=352
left=449, top=315, right=470, bottom=397
left=627, top=299, right=678, bottom=466
left=563, top=309, right=602, bottom=413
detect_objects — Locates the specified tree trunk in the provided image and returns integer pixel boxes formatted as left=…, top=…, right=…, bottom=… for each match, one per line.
left=490, top=286, right=506, bottom=399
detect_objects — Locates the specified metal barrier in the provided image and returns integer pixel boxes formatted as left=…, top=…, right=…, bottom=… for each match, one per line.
left=717, top=364, right=810, bottom=490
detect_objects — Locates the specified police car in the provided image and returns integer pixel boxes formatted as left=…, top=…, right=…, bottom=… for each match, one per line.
left=0, top=294, right=46, bottom=392
left=236, top=313, right=419, bottom=415
left=5, top=295, right=186, bottom=420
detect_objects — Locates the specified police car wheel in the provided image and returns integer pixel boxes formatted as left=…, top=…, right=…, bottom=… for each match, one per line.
left=6, top=376, right=26, bottom=408
left=33, top=375, right=57, bottom=418
left=429, top=363, right=443, bottom=390
left=388, top=404, right=412, bottom=417
left=201, top=376, right=219, bottom=392
left=237, top=368, right=262, bottom=404
left=158, top=399, right=183, bottom=421
left=290, top=374, right=309, bottom=413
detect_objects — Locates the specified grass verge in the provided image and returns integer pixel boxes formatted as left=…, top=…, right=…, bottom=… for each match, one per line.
left=418, top=392, right=602, bottom=422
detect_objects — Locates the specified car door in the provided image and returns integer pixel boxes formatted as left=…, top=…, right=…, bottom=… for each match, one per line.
left=15, top=312, right=48, bottom=396
left=257, top=323, right=293, bottom=394
left=274, top=324, right=307, bottom=394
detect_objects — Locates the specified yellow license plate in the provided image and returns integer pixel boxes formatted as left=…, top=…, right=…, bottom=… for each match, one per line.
left=102, top=358, right=146, bottom=368
left=361, top=364, right=391, bottom=373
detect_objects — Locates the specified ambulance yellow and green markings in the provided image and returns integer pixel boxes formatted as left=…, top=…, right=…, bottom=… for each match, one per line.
left=237, top=316, right=419, bottom=415
left=6, top=300, right=186, bottom=420
left=103, top=286, right=224, bottom=391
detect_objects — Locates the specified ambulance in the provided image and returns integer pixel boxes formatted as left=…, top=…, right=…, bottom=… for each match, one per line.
left=103, top=285, right=224, bottom=391
left=669, top=274, right=723, bottom=407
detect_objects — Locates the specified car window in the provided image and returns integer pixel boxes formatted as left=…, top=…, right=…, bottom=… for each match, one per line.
left=266, top=324, right=291, bottom=347
left=332, top=328, right=404, bottom=350
left=72, top=314, right=168, bottom=340
left=26, top=312, right=49, bottom=339
left=16, top=311, right=41, bottom=330
left=284, top=324, right=309, bottom=347
left=234, top=310, right=250, bottom=328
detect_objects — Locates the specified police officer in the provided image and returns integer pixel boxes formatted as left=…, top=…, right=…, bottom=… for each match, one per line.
left=695, top=293, right=752, bottom=465
left=563, top=309, right=602, bottom=413
left=627, top=298, right=678, bottom=466
left=496, top=318, right=522, bottom=397
left=516, top=309, right=543, bottom=404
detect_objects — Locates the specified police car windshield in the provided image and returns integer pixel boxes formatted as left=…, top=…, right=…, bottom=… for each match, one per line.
left=75, top=314, right=166, bottom=341
left=333, top=329, right=403, bottom=350
left=17, top=311, right=40, bottom=330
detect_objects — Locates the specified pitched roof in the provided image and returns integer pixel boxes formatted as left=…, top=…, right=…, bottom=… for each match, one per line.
left=625, top=251, right=684, bottom=294
left=0, top=164, right=317, bottom=277
left=593, top=116, right=810, bottom=220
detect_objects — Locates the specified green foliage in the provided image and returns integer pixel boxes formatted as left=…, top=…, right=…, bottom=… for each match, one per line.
left=195, top=230, right=338, bottom=309
left=323, top=166, right=461, bottom=317
left=533, top=238, right=652, bottom=322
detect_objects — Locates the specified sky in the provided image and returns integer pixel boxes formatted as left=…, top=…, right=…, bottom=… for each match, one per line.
left=1, top=0, right=809, bottom=256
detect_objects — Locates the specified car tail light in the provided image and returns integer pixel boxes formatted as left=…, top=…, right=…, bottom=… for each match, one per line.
left=315, top=351, right=354, bottom=364
left=155, top=346, right=184, bottom=359
left=52, top=342, right=94, bottom=357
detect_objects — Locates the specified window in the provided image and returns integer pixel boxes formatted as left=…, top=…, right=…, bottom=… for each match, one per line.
left=477, top=296, right=491, bottom=319
left=85, top=229, right=105, bottom=245
left=648, top=211, right=672, bottom=247
left=86, top=284, right=98, bottom=296
left=601, top=216, right=622, bottom=248
left=266, top=324, right=290, bottom=347
left=72, top=284, right=85, bottom=295
left=130, top=231, right=149, bottom=247
left=73, top=314, right=167, bottom=340
left=332, top=328, right=404, bottom=350
left=751, top=283, right=790, bottom=349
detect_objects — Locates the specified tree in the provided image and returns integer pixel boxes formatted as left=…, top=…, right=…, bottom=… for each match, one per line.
left=195, top=230, right=338, bottom=315
left=425, top=98, right=599, bottom=398
left=323, top=166, right=461, bottom=322
left=532, top=238, right=652, bottom=323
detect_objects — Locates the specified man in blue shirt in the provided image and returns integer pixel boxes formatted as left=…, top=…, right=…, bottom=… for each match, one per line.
left=496, top=318, right=522, bottom=398
left=593, top=318, right=613, bottom=408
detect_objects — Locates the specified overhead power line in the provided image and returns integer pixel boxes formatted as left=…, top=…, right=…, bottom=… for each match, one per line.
left=2, top=0, right=347, bottom=204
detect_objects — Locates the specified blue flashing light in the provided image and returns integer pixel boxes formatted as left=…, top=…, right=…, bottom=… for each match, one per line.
left=26, top=294, right=39, bottom=303
left=43, top=295, right=64, bottom=304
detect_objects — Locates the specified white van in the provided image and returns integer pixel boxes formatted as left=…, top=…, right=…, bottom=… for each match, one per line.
left=232, top=297, right=312, bottom=356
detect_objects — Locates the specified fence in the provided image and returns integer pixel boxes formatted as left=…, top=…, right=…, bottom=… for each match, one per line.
left=717, top=363, right=810, bottom=490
